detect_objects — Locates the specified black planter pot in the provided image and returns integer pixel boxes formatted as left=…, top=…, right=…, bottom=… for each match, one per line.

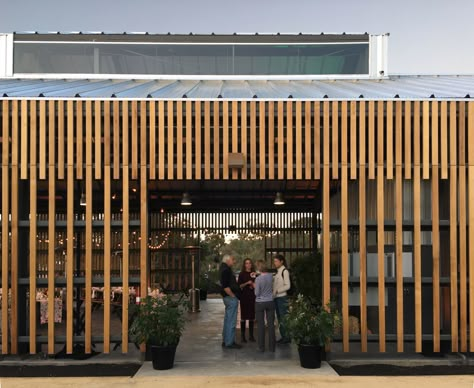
left=297, top=344, right=322, bottom=369
left=199, top=289, right=208, bottom=301
left=150, top=344, right=178, bottom=370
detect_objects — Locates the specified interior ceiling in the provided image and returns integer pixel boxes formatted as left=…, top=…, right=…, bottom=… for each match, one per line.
left=35, top=179, right=321, bottom=211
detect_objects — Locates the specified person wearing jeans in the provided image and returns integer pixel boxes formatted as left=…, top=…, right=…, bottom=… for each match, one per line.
left=219, top=254, right=242, bottom=349
left=273, top=254, right=291, bottom=344
left=254, top=260, right=275, bottom=352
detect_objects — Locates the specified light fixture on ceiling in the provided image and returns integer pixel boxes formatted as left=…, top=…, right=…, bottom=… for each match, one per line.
left=274, top=192, right=285, bottom=206
left=181, top=192, right=192, bottom=206
left=80, top=192, right=87, bottom=207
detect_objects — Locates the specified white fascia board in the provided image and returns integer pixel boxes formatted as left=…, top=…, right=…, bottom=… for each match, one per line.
left=0, top=33, right=13, bottom=77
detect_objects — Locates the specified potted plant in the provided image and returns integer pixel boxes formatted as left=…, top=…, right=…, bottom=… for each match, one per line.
left=130, top=293, right=187, bottom=370
left=284, top=295, right=341, bottom=369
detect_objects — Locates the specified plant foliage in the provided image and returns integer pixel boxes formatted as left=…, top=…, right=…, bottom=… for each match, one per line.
left=284, top=295, right=341, bottom=346
left=130, top=294, right=187, bottom=347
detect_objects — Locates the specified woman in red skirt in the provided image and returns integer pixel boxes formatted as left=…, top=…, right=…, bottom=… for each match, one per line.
left=238, top=258, right=256, bottom=342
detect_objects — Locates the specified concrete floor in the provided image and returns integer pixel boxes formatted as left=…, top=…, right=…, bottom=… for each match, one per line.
left=136, top=297, right=338, bottom=376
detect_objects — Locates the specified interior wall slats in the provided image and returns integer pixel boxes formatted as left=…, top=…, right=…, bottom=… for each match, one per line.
left=359, top=100, right=368, bottom=352
left=449, top=101, right=458, bottom=352
left=1, top=100, right=9, bottom=354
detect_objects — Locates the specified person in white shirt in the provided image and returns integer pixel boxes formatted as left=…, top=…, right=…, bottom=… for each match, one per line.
left=273, top=254, right=291, bottom=344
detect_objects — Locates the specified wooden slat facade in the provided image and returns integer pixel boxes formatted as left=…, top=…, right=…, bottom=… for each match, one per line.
left=0, top=98, right=472, bottom=354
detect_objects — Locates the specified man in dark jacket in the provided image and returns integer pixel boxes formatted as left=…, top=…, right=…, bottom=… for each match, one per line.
left=220, top=254, right=242, bottom=349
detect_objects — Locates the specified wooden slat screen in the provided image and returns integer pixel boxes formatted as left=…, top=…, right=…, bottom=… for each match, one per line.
left=0, top=97, right=472, bottom=355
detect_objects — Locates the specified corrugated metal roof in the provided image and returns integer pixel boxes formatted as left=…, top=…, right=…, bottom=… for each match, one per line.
left=1, top=76, right=474, bottom=99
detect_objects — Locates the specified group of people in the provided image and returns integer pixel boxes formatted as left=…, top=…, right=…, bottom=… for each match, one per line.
left=219, top=254, right=291, bottom=352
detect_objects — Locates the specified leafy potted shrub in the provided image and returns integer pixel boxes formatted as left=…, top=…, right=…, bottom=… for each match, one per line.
left=284, top=295, right=341, bottom=369
left=290, top=253, right=321, bottom=303
left=130, top=294, right=187, bottom=370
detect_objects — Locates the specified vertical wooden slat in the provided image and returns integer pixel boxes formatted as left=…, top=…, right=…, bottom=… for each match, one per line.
left=66, top=100, right=74, bottom=354
left=85, top=100, right=93, bottom=353
left=440, top=101, right=448, bottom=179
left=267, top=102, right=274, bottom=180
left=458, top=101, right=467, bottom=352
left=131, top=101, right=138, bottom=180
left=186, top=101, right=193, bottom=180
left=250, top=101, right=257, bottom=179
left=332, top=101, right=339, bottom=179
left=195, top=101, right=201, bottom=180
left=158, top=101, right=165, bottom=180
left=113, top=101, right=121, bottom=179
left=304, top=101, right=312, bottom=179
left=1, top=101, right=9, bottom=354
left=232, top=101, right=239, bottom=180
left=29, top=100, right=37, bottom=354
left=94, top=100, right=102, bottom=180
left=359, top=100, right=367, bottom=352
left=468, top=101, right=474, bottom=352
left=104, top=101, right=111, bottom=169
left=103, top=165, right=111, bottom=353
left=432, top=166, right=440, bottom=352
left=404, top=102, right=412, bottom=179
left=340, top=100, right=349, bottom=352
left=413, top=100, right=422, bottom=353
left=76, top=100, right=83, bottom=179
left=286, top=101, right=294, bottom=179
left=377, top=101, right=385, bottom=352
left=20, top=100, right=28, bottom=179
left=47, top=100, right=56, bottom=355
left=122, top=100, right=130, bottom=353
left=259, top=101, right=266, bottom=180
left=39, top=100, right=46, bottom=180
left=295, top=101, right=303, bottom=179
left=322, top=101, right=330, bottom=307
left=277, top=101, right=284, bottom=179
left=422, top=101, right=430, bottom=179
left=386, top=101, right=394, bottom=180
left=204, top=101, right=211, bottom=180
left=176, top=101, right=183, bottom=180
left=149, top=101, right=156, bottom=180
left=241, top=102, right=248, bottom=180
left=140, top=113, right=148, bottom=329
left=314, top=101, right=320, bottom=179
left=10, top=100, right=19, bottom=354
left=432, top=101, right=439, bottom=168
left=395, top=100, right=404, bottom=352
left=222, top=101, right=229, bottom=180
left=449, top=101, right=458, bottom=352
left=368, top=101, right=375, bottom=179
left=213, top=101, right=220, bottom=179
left=350, top=101, right=357, bottom=180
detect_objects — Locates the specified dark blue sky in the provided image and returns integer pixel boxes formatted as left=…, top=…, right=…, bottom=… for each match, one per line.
left=2, top=0, right=473, bottom=75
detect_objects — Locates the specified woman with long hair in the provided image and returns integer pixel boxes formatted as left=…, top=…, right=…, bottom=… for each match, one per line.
left=237, top=258, right=256, bottom=342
